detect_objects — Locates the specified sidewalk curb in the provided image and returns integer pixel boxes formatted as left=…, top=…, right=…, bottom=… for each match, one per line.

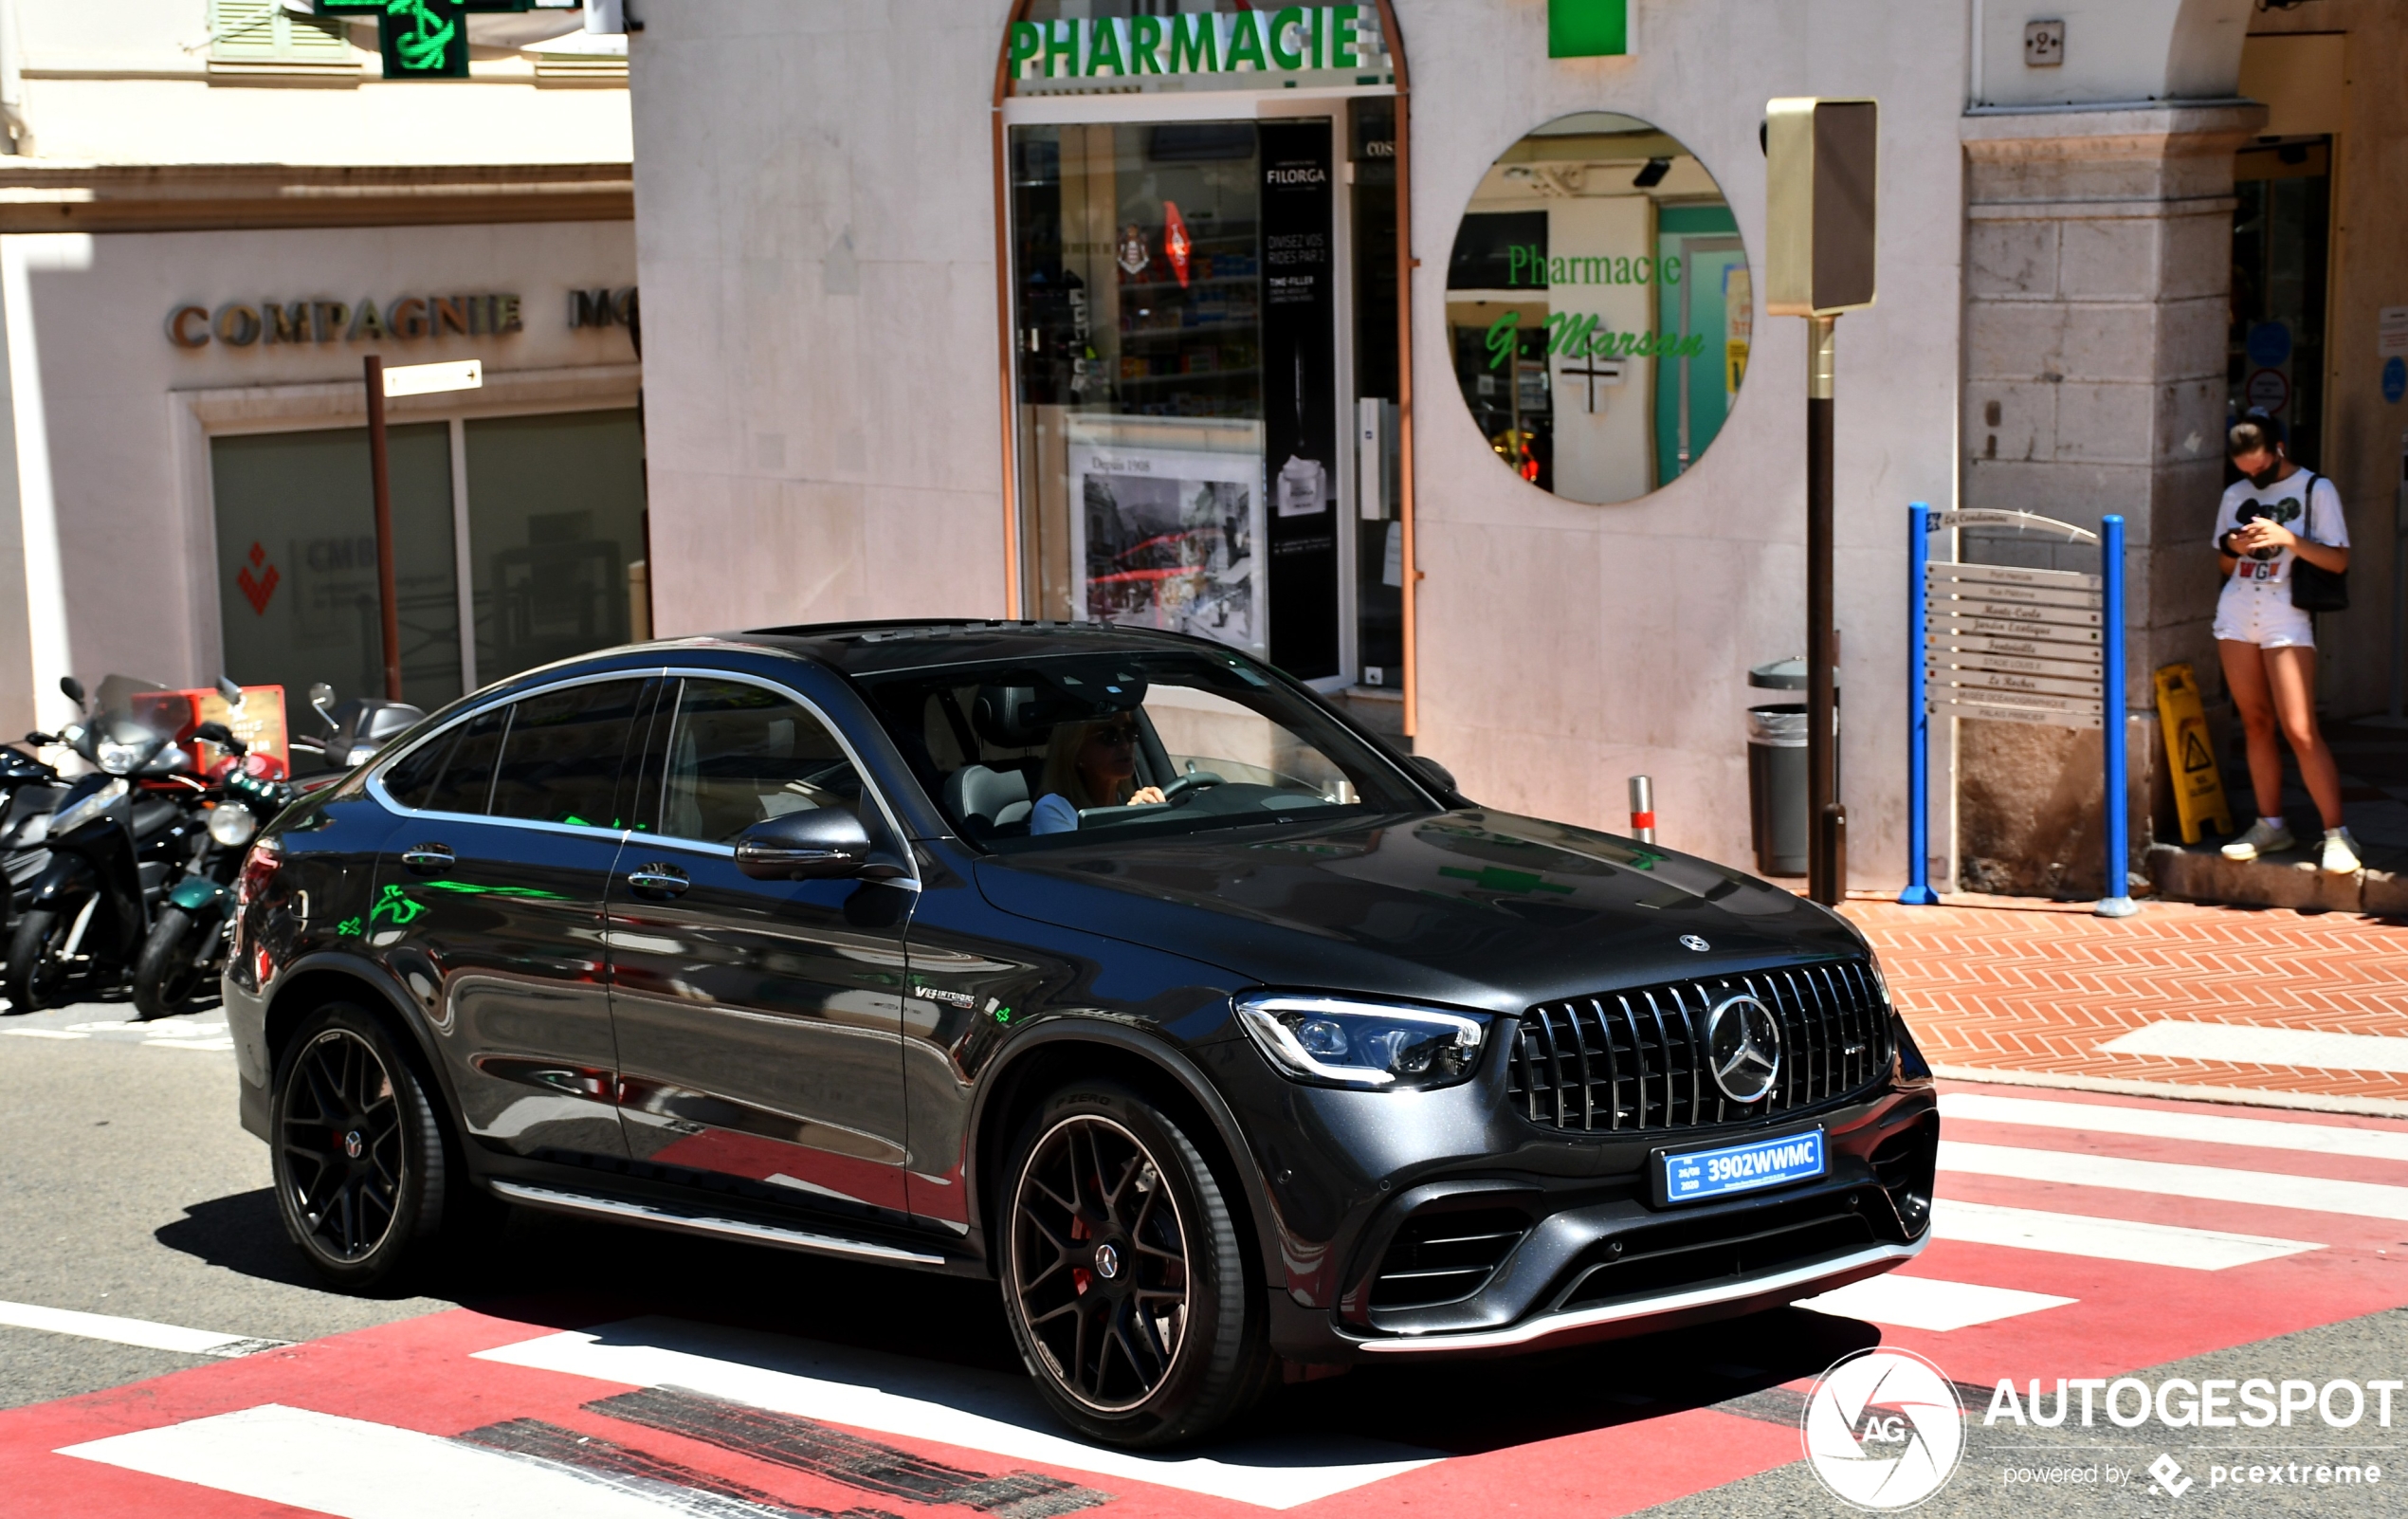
left=1930, top=1063, right=2408, bottom=1121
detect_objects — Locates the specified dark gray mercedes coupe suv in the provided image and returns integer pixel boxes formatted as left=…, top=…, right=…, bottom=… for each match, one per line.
left=225, top=620, right=1938, bottom=1448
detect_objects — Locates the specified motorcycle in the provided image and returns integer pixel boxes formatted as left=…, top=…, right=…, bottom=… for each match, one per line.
left=0, top=738, right=65, bottom=976
left=127, top=720, right=300, bottom=1020
left=4, top=676, right=212, bottom=1013
left=291, top=680, right=426, bottom=774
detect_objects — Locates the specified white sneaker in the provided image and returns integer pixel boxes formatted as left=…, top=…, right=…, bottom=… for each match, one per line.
left=2321, top=828, right=2362, bottom=875
left=2221, top=817, right=2295, bottom=861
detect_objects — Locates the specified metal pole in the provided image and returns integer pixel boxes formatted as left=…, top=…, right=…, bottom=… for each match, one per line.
left=1628, top=775, right=1655, bottom=844
left=2097, top=513, right=2138, bottom=918
left=364, top=354, right=402, bottom=703
left=1900, top=502, right=1938, bottom=905
left=1807, top=315, right=1844, bottom=906
left=2390, top=431, right=2407, bottom=722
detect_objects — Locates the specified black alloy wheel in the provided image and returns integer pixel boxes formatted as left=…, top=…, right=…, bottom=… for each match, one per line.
left=269, top=1003, right=451, bottom=1286
left=1001, top=1083, right=1268, bottom=1447
left=130, top=906, right=215, bottom=1020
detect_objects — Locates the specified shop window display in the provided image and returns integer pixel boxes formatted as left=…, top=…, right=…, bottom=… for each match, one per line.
left=1447, top=112, right=1751, bottom=504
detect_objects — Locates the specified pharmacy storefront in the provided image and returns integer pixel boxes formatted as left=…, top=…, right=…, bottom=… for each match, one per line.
left=999, top=4, right=1752, bottom=700
left=1, top=215, right=643, bottom=731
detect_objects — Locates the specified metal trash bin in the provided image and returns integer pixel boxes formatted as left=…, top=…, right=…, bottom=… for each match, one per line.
left=1746, top=658, right=1835, bottom=878
left=1746, top=704, right=1810, bottom=876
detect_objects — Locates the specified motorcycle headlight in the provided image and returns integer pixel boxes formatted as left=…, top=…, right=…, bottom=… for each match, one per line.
left=345, top=742, right=379, bottom=766
left=50, top=778, right=128, bottom=835
left=96, top=739, right=145, bottom=775
left=207, top=806, right=259, bottom=848
left=1235, top=993, right=1489, bottom=1090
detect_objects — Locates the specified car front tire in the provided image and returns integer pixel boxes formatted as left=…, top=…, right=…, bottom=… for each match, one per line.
left=269, top=1002, right=454, bottom=1288
left=1000, top=1081, right=1269, bottom=1448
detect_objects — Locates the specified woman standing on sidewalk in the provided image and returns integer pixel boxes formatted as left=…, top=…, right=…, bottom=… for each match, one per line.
left=2214, top=413, right=2359, bottom=873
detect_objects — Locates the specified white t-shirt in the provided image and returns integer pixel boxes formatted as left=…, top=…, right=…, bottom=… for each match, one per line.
left=2215, top=468, right=2347, bottom=587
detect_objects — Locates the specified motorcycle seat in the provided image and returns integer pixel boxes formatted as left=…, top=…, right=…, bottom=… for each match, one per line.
left=129, top=798, right=183, bottom=840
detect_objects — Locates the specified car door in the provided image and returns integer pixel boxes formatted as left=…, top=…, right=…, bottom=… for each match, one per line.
left=369, top=674, right=651, bottom=1162
left=605, top=672, right=918, bottom=1219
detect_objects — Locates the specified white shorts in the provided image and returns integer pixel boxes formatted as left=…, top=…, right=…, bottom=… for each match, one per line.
left=2213, top=578, right=2315, bottom=649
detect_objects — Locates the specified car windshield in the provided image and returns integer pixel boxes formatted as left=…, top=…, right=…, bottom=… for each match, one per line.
left=858, top=648, right=1433, bottom=851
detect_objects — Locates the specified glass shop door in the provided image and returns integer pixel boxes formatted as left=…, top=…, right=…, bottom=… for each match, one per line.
left=1009, top=110, right=1352, bottom=684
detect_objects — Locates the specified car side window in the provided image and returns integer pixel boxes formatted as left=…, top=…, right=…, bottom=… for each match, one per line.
left=414, top=705, right=508, bottom=816
left=654, top=678, right=873, bottom=846
left=382, top=725, right=456, bottom=811
left=488, top=679, right=647, bottom=828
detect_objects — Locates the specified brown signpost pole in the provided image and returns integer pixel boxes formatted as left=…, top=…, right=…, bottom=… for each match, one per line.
left=1765, top=97, right=1877, bottom=906
left=363, top=354, right=403, bottom=702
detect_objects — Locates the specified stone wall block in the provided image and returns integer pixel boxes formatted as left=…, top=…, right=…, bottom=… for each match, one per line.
left=2057, top=216, right=2162, bottom=301
left=1961, top=459, right=2154, bottom=519
left=2162, top=207, right=2240, bottom=300
left=1966, top=218, right=2060, bottom=297
left=2152, top=376, right=2231, bottom=467
left=2053, top=382, right=2157, bottom=466
left=2056, top=302, right=2166, bottom=384
left=2156, top=300, right=2231, bottom=385
left=1964, top=299, right=2069, bottom=381
left=1964, top=380, right=2056, bottom=464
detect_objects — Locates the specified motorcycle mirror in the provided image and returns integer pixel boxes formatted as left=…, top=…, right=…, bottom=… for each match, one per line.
left=215, top=676, right=244, bottom=706
left=308, top=683, right=337, bottom=728
left=193, top=721, right=238, bottom=749
left=58, top=676, right=84, bottom=708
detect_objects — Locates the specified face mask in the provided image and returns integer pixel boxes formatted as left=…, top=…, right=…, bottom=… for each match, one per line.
left=2247, top=460, right=2284, bottom=488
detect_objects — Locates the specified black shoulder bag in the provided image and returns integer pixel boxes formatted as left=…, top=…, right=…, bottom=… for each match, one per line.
left=2289, top=470, right=2349, bottom=613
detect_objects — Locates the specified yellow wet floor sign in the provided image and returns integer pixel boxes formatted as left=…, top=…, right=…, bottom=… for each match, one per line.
left=2155, top=663, right=2233, bottom=843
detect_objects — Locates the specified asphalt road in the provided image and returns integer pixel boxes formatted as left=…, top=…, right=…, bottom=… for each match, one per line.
left=6, top=997, right=2407, bottom=1518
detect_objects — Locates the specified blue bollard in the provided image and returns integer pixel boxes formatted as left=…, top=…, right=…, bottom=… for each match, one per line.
left=1900, top=502, right=1939, bottom=905
left=2097, top=513, right=2139, bottom=918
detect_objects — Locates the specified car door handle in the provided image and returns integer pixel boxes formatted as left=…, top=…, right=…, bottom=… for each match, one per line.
left=400, top=843, right=454, bottom=875
left=626, top=863, right=689, bottom=900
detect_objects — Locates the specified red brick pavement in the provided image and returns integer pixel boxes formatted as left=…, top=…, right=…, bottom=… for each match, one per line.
left=1841, top=893, right=2408, bottom=1105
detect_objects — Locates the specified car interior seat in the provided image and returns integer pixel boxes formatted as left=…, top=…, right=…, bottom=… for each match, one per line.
left=945, top=764, right=1032, bottom=835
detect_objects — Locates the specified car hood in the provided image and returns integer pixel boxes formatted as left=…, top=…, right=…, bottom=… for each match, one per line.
left=970, top=809, right=1867, bottom=1014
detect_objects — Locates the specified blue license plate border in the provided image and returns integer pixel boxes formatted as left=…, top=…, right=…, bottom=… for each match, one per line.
left=1651, top=1126, right=1828, bottom=1207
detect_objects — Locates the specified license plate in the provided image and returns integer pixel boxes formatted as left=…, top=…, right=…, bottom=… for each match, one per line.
left=1661, top=1128, right=1826, bottom=1204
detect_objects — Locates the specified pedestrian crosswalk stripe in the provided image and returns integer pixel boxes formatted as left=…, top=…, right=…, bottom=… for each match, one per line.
left=1940, top=1140, right=2408, bottom=1220
left=59, top=1404, right=708, bottom=1518
left=1941, top=1090, right=2408, bottom=1162
left=477, top=1315, right=1438, bottom=1510
left=1794, top=1274, right=2076, bottom=1331
left=0, top=1299, right=286, bottom=1358
left=2096, top=1020, right=2408, bottom=1075
left=1931, top=1199, right=2321, bottom=1269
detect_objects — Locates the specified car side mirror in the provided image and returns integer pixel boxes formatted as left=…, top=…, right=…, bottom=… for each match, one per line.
left=1409, top=755, right=1458, bottom=795
left=736, top=808, right=874, bottom=881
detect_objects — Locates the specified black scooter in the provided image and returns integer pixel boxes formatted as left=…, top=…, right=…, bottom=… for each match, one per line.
left=291, top=680, right=426, bottom=774
left=5, top=677, right=210, bottom=1013
left=128, top=719, right=302, bottom=1020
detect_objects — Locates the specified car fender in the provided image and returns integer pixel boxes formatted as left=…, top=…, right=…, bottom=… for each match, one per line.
left=168, top=876, right=231, bottom=915
left=965, top=1016, right=1286, bottom=1286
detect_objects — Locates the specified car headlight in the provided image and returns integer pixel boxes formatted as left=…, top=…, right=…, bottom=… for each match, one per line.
left=50, top=778, right=127, bottom=835
left=96, top=739, right=146, bottom=775
left=207, top=806, right=259, bottom=848
left=1234, top=992, right=1489, bottom=1090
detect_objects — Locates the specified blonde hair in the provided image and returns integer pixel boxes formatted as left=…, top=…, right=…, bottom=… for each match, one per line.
left=1040, top=719, right=1135, bottom=809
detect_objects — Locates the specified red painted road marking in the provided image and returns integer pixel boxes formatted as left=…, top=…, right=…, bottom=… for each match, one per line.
left=7, top=1078, right=2407, bottom=1517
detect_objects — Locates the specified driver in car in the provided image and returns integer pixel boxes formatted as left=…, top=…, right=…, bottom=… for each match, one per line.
left=1029, top=716, right=1165, bottom=834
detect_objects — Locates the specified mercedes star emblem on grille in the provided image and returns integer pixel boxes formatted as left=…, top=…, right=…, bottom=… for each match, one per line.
left=1705, top=994, right=1781, bottom=1103
left=1679, top=934, right=1710, bottom=952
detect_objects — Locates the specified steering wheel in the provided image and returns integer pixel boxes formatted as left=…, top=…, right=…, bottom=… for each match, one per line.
left=1160, top=770, right=1226, bottom=804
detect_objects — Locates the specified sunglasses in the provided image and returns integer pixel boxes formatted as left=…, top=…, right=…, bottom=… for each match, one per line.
left=1087, top=722, right=1140, bottom=744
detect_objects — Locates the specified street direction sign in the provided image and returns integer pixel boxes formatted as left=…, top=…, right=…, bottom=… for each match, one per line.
left=1932, top=635, right=2102, bottom=672
left=1938, top=693, right=2103, bottom=728
left=1935, top=613, right=2103, bottom=644
left=1927, top=666, right=2105, bottom=701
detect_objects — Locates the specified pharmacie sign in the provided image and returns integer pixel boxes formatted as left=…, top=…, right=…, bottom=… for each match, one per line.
left=1007, top=7, right=1377, bottom=82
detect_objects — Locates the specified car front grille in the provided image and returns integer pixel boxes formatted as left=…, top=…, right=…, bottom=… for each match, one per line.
left=1505, top=961, right=1891, bottom=1133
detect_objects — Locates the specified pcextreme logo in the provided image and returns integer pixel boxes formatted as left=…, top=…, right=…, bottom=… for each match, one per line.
left=1801, top=1347, right=1966, bottom=1510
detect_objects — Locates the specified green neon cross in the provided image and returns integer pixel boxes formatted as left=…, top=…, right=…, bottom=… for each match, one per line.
left=315, top=0, right=538, bottom=81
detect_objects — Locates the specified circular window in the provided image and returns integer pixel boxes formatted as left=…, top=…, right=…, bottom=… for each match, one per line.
left=1445, top=112, right=1751, bottom=504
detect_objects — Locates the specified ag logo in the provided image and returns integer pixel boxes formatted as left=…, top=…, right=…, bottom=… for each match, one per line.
left=1800, top=1347, right=1963, bottom=1510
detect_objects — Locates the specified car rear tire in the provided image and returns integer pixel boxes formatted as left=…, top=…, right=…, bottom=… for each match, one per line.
left=269, top=1002, right=455, bottom=1289
left=999, top=1081, right=1269, bottom=1448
